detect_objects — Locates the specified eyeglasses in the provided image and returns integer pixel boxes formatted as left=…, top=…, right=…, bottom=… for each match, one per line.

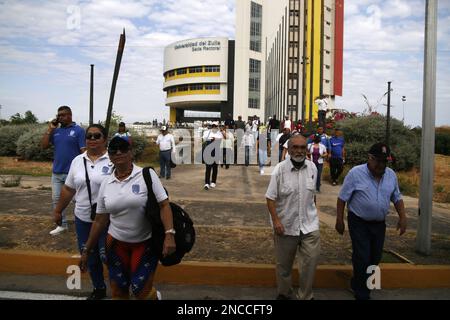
left=86, top=133, right=103, bottom=140
left=108, top=145, right=130, bottom=155
left=57, top=112, right=70, bottom=118
left=369, top=154, right=388, bottom=163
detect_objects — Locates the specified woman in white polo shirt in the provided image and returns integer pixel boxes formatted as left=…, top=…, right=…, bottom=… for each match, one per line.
left=80, top=136, right=176, bottom=300
left=53, top=124, right=112, bottom=300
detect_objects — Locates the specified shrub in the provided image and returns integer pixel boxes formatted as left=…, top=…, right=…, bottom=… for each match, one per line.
left=0, top=124, right=36, bottom=156
left=107, top=126, right=148, bottom=161
left=337, top=115, right=421, bottom=171
left=0, top=175, right=22, bottom=187
left=435, top=132, right=450, bottom=155
left=16, top=126, right=54, bottom=161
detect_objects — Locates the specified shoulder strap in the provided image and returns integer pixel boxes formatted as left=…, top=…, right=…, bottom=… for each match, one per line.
left=143, top=166, right=159, bottom=217
left=83, top=157, right=93, bottom=207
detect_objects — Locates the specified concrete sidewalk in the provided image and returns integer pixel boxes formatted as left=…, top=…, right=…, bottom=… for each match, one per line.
left=1, top=273, right=449, bottom=300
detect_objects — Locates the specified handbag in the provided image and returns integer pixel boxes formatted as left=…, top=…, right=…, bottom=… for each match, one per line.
left=83, top=158, right=97, bottom=221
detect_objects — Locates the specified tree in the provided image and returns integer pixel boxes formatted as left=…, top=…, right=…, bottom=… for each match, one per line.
left=24, top=110, right=38, bottom=124
left=8, top=111, right=38, bottom=125
left=9, top=113, right=23, bottom=124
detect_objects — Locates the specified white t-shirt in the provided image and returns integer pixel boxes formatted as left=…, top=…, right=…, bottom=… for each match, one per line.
left=96, top=164, right=168, bottom=243
left=315, top=98, right=328, bottom=111
left=202, top=129, right=223, bottom=142
left=308, top=143, right=327, bottom=164
left=284, top=119, right=292, bottom=130
left=65, top=152, right=113, bottom=223
left=156, top=133, right=175, bottom=151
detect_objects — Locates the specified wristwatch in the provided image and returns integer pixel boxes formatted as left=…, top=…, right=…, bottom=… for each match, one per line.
left=165, top=228, right=176, bottom=235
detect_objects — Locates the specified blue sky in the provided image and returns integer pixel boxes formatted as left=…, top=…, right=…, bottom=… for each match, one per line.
left=0, top=0, right=448, bottom=127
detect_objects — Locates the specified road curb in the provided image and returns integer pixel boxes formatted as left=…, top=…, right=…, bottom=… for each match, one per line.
left=1, top=250, right=449, bottom=288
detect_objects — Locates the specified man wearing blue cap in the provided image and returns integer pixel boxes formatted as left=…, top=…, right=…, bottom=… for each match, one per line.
left=335, top=143, right=407, bottom=300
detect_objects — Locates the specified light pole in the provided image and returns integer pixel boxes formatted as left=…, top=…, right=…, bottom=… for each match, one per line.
left=402, top=96, right=406, bottom=123
left=386, top=81, right=392, bottom=147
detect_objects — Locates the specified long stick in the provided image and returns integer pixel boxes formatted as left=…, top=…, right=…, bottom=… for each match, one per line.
left=89, top=64, right=94, bottom=126
left=105, top=29, right=126, bottom=137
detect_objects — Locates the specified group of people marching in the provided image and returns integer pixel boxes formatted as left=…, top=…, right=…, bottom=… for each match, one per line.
left=42, top=105, right=407, bottom=301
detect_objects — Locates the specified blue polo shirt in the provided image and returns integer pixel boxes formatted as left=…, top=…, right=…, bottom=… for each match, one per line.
left=49, top=123, right=85, bottom=174
left=338, top=164, right=402, bottom=221
left=330, top=136, right=345, bottom=159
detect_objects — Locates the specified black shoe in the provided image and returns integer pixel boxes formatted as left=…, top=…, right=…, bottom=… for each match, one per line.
left=87, top=288, right=106, bottom=300
left=166, top=176, right=171, bottom=180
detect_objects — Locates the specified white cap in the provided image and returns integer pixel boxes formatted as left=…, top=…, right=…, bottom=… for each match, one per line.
left=161, top=126, right=167, bottom=131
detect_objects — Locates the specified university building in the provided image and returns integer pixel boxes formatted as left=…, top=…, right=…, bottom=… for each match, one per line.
left=163, top=0, right=344, bottom=125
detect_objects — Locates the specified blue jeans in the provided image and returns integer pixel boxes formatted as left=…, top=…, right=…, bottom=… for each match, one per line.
left=258, top=149, right=267, bottom=170
left=348, top=211, right=386, bottom=300
left=159, top=150, right=172, bottom=179
left=314, top=163, right=323, bottom=191
left=51, top=173, right=68, bottom=228
left=245, top=146, right=251, bottom=166
left=75, top=216, right=107, bottom=290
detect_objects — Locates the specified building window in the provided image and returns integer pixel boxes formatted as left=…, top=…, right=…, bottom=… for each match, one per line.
left=177, top=68, right=187, bottom=75
left=188, top=66, right=203, bottom=73
left=189, top=84, right=204, bottom=91
left=250, top=1, right=262, bottom=52
left=205, top=84, right=220, bottom=90
left=204, top=65, right=220, bottom=72
left=248, top=58, right=261, bottom=109
left=177, top=85, right=189, bottom=92
left=248, top=98, right=259, bottom=109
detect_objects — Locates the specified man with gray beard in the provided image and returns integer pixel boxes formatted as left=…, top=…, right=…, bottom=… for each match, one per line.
left=265, top=135, right=321, bottom=300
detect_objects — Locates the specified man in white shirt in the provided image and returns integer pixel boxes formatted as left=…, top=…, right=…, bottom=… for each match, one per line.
left=156, top=126, right=175, bottom=180
left=315, top=95, right=328, bottom=128
left=265, top=135, right=321, bottom=300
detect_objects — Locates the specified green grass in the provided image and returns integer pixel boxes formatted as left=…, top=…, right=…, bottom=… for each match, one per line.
left=0, top=168, right=51, bottom=177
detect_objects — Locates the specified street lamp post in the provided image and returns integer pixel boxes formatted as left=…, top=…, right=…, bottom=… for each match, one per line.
left=386, top=81, right=392, bottom=147
left=402, top=96, right=406, bottom=123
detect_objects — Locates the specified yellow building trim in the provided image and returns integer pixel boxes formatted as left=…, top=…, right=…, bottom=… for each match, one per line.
left=167, top=89, right=221, bottom=98
left=311, top=0, right=322, bottom=122
left=304, top=0, right=322, bottom=122
left=165, top=72, right=220, bottom=81
left=169, top=107, right=177, bottom=123
left=304, top=0, right=313, bottom=122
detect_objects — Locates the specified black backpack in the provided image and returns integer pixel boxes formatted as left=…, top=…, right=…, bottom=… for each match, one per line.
left=142, top=167, right=195, bottom=266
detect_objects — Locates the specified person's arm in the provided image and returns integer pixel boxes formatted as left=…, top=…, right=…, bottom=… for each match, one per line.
left=79, top=214, right=110, bottom=272
left=267, top=199, right=285, bottom=235
left=77, top=127, right=86, bottom=154
left=394, top=201, right=407, bottom=235
left=158, top=199, right=176, bottom=257
left=41, top=123, right=56, bottom=149
left=53, top=185, right=76, bottom=225
left=335, top=198, right=346, bottom=235
left=281, top=146, right=288, bottom=161
left=342, top=146, right=346, bottom=163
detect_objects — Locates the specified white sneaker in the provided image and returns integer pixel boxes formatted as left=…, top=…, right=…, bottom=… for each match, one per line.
left=260, top=169, right=265, bottom=175
left=204, top=184, right=210, bottom=190
left=210, top=183, right=216, bottom=188
left=156, top=290, right=162, bottom=300
left=49, top=226, right=67, bottom=236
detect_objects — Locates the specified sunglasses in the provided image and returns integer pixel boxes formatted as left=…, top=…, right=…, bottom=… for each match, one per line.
left=86, top=133, right=103, bottom=140
left=108, top=145, right=130, bottom=155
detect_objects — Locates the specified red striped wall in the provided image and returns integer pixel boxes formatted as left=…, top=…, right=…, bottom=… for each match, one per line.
left=334, top=0, right=344, bottom=96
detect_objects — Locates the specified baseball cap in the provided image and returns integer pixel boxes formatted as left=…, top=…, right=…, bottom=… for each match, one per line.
left=108, top=136, right=131, bottom=154
left=161, top=126, right=167, bottom=131
left=369, top=143, right=391, bottom=160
